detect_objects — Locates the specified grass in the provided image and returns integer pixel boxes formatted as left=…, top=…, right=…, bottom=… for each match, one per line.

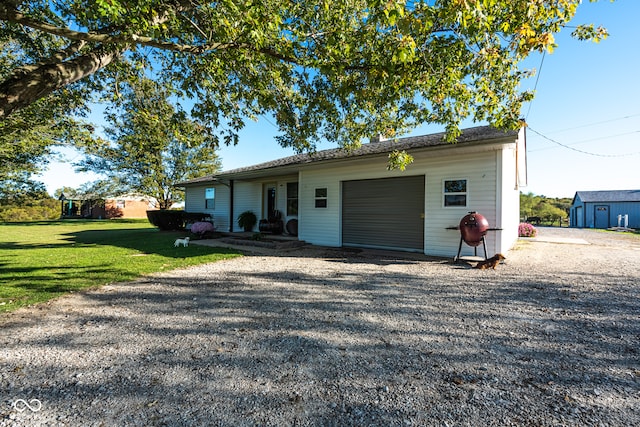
left=0, top=219, right=241, bottom=313
left=595, top=228, right=640, bottom=238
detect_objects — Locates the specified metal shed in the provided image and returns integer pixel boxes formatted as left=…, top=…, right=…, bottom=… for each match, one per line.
left=569, top=190, right=640, bottom=229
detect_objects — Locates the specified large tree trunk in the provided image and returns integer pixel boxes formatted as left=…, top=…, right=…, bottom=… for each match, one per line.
left=0, top=46, right=120, bottom=119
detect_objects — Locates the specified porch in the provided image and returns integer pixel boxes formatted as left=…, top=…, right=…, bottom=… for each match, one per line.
left=193, top=231, right=305, bottom=251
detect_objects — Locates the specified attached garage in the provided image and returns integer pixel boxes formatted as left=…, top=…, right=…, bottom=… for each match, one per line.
left=180, top=125, right=526, bottom=258
left=342, top=175, right=425, bottom=251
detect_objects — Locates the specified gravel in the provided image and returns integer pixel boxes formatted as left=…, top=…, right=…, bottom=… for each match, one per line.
left=2, top=227, right=639, bottom=426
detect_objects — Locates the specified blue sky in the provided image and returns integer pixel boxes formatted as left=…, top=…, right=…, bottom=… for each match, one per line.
left=37, top=0, right=639, bottom=199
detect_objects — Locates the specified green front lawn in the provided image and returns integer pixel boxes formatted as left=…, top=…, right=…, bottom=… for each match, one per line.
left=0, top=219, right=241, bottom=313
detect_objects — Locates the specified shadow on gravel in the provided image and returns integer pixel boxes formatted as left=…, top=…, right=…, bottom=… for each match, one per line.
left=2, top=232, right=640, bottom=426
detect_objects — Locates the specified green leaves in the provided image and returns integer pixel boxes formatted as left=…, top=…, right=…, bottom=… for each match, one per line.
left=1, top=0, right=609, bottom=165
left=78, top=75, right=221, bottom=209
left=387, top=150, right=414, bottom=171
left=571, top=24, right=609, bottom=42
left=94, top=0, right=126, bottom=21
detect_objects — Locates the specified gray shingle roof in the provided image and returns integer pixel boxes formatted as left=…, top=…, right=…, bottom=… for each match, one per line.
left=178, top=125, right=518, bottom=185
left=575, top=190, right=640, bottom=203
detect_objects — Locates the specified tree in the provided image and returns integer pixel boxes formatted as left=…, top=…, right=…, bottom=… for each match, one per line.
left=537, top=202, right=567, bottom=226
left=0, top=0, right=608, bottom=161
left=1, top=4, right=97, bottom=183
left=0, top=171, right=47, bottom=200
left=76, top=75, right=221, bottom=209
left=0, top=95, right=94, bottom=188
left=520, top=192, right=541, bottom=220
left=520, top=192, right=570, bottom=226
left=0, top=176, right=58, bottom=221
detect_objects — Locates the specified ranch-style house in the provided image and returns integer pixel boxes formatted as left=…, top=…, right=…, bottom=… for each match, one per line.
left=178, top=125, right=527, bottom=258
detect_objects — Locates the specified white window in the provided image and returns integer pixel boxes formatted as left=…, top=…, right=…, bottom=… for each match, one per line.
left=443, top=179, right=467, bottom=207
left=287, top=182, right=298, bottom=215
left=205, top=187, right=215, bottom=209
left=315, top=188, right=327, bottom=208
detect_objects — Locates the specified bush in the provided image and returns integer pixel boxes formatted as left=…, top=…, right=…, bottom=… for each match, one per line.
left=0, top=198, right=59, bottom=222
left=183, top=212, right=209, bottom=223
left=190, top=221, right=215, bottom=238
left=146, top=210, right=185, bottom=231
left=518, top=222, right=538, bottom=237
left=147, top=210, right=211, bottom=231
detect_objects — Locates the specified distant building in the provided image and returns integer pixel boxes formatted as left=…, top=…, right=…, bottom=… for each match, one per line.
left=59, top=193, right=158, bottom=219
left=569, top=190, right=640, bottom=229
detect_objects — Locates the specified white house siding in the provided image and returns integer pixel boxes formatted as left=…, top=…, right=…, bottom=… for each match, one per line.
left=296, top=146, right=512, bottom=257
left=184, top=184, right=231, bottom=231
left=421, top=150, right=499, bottom=258
left=232, top=182, right=262, bottom=232
left=185, top=184, right=206, bottom=213
left=298, top=169, right=343, bottom=247
left=497, top=146, right=521, bottom=255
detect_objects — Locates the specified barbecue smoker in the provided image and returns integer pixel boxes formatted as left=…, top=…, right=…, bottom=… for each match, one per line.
left=455, top=211, right=490, bottom=261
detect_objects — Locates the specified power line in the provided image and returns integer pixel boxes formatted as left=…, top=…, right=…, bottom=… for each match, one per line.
left=527, top=126, right=640, bottom=157
left=542, top=113, right=640, bottom=134
left=525, top=51, right=546, bottom=121
left=530, top=129, right=640, bottom=150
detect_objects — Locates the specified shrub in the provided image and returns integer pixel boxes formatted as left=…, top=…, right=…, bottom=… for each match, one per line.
left=183, top=212, right=209, bottom=223
left=146, top=210, right=185, bottom=231
left=0, top=198, right=59, bottom=222
left=146, top=210, right=211, bottom=231
left=190, top=221, right=215, bottom=237
left=518, top=222, right=538, bottom=237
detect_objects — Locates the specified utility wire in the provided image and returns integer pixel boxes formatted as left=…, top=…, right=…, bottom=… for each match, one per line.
left=527, top=126, right=640, bottom=157
left=530, top=129, right=640, bottom=150
left=542, top=113, right=640, bottom=134
left=525, top=51, right=546, bottom=121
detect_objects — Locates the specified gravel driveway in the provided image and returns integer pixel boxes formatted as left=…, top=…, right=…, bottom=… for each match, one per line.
left=2, top=227, right=639, bottom=426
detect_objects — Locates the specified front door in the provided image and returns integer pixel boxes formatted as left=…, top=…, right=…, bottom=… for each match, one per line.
left=263, top=183, right=277, bottom=219
left=594, top=205, right=609, bottom=229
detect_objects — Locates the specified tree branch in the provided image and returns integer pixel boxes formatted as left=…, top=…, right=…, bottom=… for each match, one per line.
left=0, top=4, right=308, bottom=64
left=0, top=45, right=121, bottom=119
left=10, top=40, right=87, bottom=77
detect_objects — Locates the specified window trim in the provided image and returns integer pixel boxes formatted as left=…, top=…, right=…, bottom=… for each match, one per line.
left=205, top=187, right=215, bottom=210
left=286, top=182, right=299, bottom=216
left=314, top=187, right=328, bottom=208
left=442, top=178, right=468, bottom=208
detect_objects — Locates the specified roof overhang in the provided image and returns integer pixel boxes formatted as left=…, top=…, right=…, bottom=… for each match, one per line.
left=177, top=125, right=520, bottom=185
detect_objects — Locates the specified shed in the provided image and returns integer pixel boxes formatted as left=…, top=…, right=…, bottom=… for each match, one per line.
left=569, top=190, right=640, bottom=229
left=178, top=125, right=527, bottom=258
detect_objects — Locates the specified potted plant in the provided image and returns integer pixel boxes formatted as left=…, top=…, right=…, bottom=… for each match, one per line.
left=237, top=210, right=257, bottom=232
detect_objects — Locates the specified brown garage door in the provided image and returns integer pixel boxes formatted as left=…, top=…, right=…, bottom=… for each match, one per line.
left=342, top=175, right=425, bottom=251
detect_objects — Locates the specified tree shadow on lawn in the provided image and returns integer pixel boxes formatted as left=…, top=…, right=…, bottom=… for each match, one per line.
left=0, top=227, right=239, bottom=311
left=63, top=227, right=240, bottom=258
left=1, top=231, right=238, bottom=259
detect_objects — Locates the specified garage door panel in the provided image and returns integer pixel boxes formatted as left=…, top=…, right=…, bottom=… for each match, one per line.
left=342, top=176, right=424, bottom=250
